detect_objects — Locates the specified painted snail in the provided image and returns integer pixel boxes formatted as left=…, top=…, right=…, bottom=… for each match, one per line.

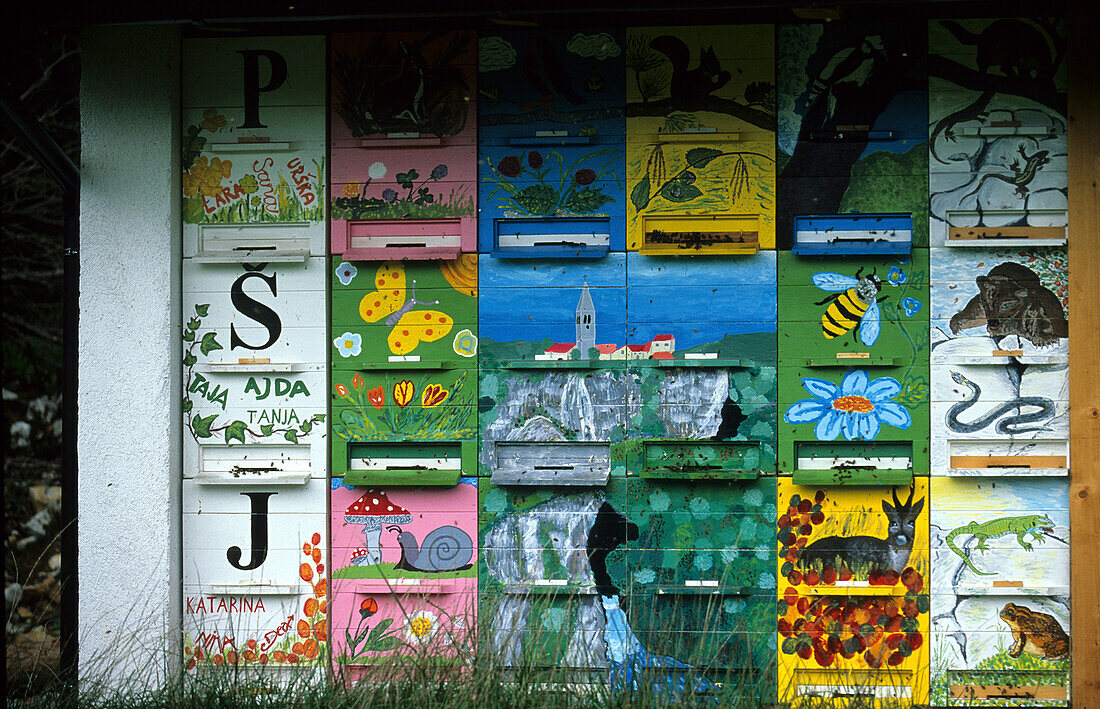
left=387, top=524, right=474, bottom=573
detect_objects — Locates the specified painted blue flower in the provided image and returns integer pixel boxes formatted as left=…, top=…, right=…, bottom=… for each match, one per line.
left=784, top=369, right=911, bottom=441
left=334, top=331, right=362, bottom=358
left=888, top=266, right=907, bottom=286
left=382, top=188, right=397, bottom=204
left=902, top=297, right=921, bottom=317
left=430, top=164, right=448, bottom=180
left=335, top=261, right=357, bottom=286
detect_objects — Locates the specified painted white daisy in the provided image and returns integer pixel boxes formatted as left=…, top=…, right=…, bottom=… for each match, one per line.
left=368, top=162, right=387, bottom=180
left=404, top=610, right=438, bottom=644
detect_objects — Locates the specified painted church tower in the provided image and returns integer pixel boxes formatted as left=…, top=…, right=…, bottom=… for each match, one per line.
left=575, top=278, right=595, bottom=358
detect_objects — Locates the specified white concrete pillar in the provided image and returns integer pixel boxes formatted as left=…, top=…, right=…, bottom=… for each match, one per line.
left=79, top=25, right=182, bottom=687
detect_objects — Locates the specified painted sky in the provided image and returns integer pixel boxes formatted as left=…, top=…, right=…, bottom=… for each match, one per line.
left=479, top=253, right=776, bottom=348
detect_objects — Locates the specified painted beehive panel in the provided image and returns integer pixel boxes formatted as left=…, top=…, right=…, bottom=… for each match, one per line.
left=930, top=248, right=1068, bottom=476
left=478, top=485, right=627, bottom=668
left=621, top=477, right=777, bottom=696
left=779, top=363, right=930, bottom=482
left=478, top=30, right=626, bottom=256
left=930, top=478, right=1070, bottom=706
left=777, top=480, right=930, bottom=706
left=181, top=480, right=328, bottom=669
left=778, top=251, right=930, bottom=363
left=182, top=37, right=326, bottom=230
left=928, top=19, right=1067, bottom=248
left=330, top=257, right=479, bottom=368
left=329, top=31, right=477, bottom=258
left=329, top=481, right=478, bottom=669
left=625, top=253, right=777, bottom=475
left=776, top=22, right=928, bottom=251
left=625, top=25, right=776, bottom=251
left=478, top=256, right=629, bottom=484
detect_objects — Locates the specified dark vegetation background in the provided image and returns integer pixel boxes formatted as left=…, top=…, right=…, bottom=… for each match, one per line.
left=3, top=27, right=78, bottom=694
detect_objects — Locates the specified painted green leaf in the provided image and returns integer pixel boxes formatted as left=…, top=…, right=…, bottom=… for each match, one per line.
left=182, top=330, right=194, bottom=343
left=659, top=180, right=702, bottom=203
left=188, top=318, right=201, bottom=330
left=182, top=399, right=193, bottom=413
left=194, top=303, right=210, bottom=317
left=685, top=147, right=723, bottom=169
left=192, top=414, right=217, bottom=439
left=182, top=351, right=197, bottom=366
left=564, top=188, right=613, bottom=214
left=314, top=414, right=326, bottom=423
left=225, top=420, right=247, bottom=444
left=284, top=429, right=299, bottom=443
left=513, top=184, right=558, bottom=216
left=300, top=419, right=313, bottom=434
left=199, top=332, right=223, bottom=356
left=260, top=424, right=274, bottom=436
left=630, top=175, right=650, bottom=211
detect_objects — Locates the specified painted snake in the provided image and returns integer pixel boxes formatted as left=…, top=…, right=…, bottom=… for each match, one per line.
left=946, top=371, right=1055, bottom=435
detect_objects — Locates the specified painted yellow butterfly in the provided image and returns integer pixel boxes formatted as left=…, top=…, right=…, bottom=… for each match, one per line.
left=358, top=263, right=454, bottom=356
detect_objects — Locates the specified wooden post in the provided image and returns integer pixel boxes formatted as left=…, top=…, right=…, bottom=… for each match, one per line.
left=1070, top=6, right=1100, bottom=707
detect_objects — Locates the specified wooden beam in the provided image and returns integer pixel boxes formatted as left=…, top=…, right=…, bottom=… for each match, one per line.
left=1069, top=6, right=1100, bottom=707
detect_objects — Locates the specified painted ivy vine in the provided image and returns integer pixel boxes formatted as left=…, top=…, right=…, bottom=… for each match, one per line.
left=182, top=303, right=324, bottom=444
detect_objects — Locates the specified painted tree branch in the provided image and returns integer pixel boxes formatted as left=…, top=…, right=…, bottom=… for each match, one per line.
left=927, top=55, right=1066, bottom=117
left=626, top=97, right=776, bottom=132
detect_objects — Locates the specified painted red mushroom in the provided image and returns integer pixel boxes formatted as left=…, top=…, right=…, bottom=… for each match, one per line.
left=345, top=489, right=412, bottom=565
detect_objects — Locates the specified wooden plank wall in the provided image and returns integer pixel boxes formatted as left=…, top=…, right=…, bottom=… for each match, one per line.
left=1069, top=5, right=1100, bottom=707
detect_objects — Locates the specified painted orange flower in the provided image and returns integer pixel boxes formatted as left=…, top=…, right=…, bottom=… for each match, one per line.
left=186, top=657, right=196, bottom=670
left=367, top=385, right=385, bottom=409
left=341, top=182, right=361, bottom=197
left=226, top=650, right=238, bottom=664
left=394, top=380, right=415, bottom=407
left=243, top=649, right=255, bottom=661
left=335, top=383, right=349, bottom=398
left=319, top=600, right=327, bottom=614
left=303, top=542, right=312, bottom=555
left=247, top=638, right=257, bottom=650
left=314, top=627, right=327, bottom=642
left=286, top=653, right=299, bottom=664
left=304, top=598, right=318, bottom=617
left=352, top=373, right=365, bottom=390
left=272, top=651, right=285, bottom=662
left=300, top=563, right=314, bottom=582
left=298, top=619, right=311, bottom=638
left=312, top=532, right=321, bottom=545
left=312, top=548, right=322, bottom=564
left=213, top=654, right=224, bottom=666
left=304, top=639, right=319, bottom=659
left=314, top=578, right=327, bottom=598
left=420, top=384, right=449, bottom=408
left=293, top=642, right=305, bottom=655
left=259, top=653, right=269, bottom=664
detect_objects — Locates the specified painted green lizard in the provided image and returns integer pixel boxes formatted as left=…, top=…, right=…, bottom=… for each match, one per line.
left=945, top=514, right=1055, bottom=576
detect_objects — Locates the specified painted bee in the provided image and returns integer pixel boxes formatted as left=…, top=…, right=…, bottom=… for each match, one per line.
left=811, top=268, right=887, bottom=346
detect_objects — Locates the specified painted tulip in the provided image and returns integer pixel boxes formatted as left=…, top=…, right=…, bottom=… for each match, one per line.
left=421, top=384, right=450, bottom=408
left=394, top=381, right=415, bottom=407
left=574, top=168, right=596, bottom=185
left=335, top=383, right=349, bottom=397
left=527, top=151, right=543, bottom=169
left=367, top=385, right=385, bottom=409
left=352, top=373, right=365, bottom=390
left=497, top=155, right=522, bottom=178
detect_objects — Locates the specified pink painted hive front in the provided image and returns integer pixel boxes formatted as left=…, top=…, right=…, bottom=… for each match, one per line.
left=330, top=31, right=477, bottom=260
left=330, top=481, right=478, bottom=674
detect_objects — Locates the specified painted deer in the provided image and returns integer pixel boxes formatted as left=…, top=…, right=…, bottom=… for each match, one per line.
left=798, top=486, right=924, bottom=573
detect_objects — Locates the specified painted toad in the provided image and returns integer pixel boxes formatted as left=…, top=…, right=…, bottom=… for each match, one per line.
left=999, top=602, right=1069, bottom=660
